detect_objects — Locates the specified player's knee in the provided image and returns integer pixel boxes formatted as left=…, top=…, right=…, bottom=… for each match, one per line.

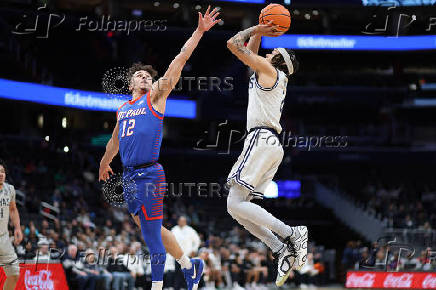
left=227, top=199, right=238, bottom=218
left=6, top=274, right=19, bottom=284
left=4, top=264, right=20, bottom=279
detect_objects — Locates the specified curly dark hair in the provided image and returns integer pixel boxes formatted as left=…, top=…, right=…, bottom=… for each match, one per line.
left=271, top=49, right=299, bottom=78
left=0, top=159, right=7, bottom=174
left=127, top=62, right=158, bottom=89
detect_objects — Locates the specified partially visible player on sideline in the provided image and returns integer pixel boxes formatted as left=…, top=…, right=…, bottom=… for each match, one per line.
left=226, top=23, right=308, bottom=286
left=99, top=6, right=220, bottom=290
left=0, top=160, right=23, bottom=290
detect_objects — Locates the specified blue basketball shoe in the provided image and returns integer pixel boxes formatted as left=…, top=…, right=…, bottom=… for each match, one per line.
left=182, top=258, right=204, bottom=290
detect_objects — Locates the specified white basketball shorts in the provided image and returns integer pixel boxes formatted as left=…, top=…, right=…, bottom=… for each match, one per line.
left=226, top=128, right=284, bottom=198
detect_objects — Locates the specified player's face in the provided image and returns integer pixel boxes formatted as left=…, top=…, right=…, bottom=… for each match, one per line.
left=131, top=70, right=153, bottom=92
left=266, top=49, right=280, bottom=63
left=0, top=165, right=5, bottom=185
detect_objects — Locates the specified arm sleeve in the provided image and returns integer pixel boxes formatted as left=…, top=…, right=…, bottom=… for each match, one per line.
left=10, top=185, right=16, bottom=202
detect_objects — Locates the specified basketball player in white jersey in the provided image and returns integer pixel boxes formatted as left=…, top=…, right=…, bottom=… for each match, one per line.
left=0, top=161, right=23, bottom=290
left=226, top=23, right=308, bottom=286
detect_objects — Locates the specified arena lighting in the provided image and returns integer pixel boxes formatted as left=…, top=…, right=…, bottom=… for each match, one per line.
left=262, top=34, right=436, bottom=51
left=362, top=0, right=436, bottom=5
left=0, top=78, right=196, bottom=119
left=214, top=0, right=265, bottom=3
left=264, top=180, right=302, bottom=199
left=61, top=117, right=67, bottom=128
left=37, top=114, right=43, bottom=128
left=264, top=181, right=279, bottom=198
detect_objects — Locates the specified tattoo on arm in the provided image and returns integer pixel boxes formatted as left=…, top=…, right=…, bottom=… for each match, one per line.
left=229, top=27, right=256, bottom=55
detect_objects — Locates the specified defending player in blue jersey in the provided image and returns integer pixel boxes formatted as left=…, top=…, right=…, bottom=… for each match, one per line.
left=99, top=7, right=221, bottom=290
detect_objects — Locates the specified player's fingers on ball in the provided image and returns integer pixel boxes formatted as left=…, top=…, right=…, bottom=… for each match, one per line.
left=213, top=19, right=221, bottom=26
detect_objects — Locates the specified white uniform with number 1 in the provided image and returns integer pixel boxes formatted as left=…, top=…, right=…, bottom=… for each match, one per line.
left=0, top=183, right=20, bottom=276
left=227, top=69, right=287, bottom=197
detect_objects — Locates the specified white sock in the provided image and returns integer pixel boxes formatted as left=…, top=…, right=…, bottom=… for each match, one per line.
left=151, top=281, right=163, bottom=290
left=176, top=254, right=192, bottom=269
left=228, top=184, right=294, bottom=239
left=234, top=215, right=284, bottom=253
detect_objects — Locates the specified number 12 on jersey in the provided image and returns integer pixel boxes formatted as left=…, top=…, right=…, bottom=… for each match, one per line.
left=121, top=119, right=135, bottom=137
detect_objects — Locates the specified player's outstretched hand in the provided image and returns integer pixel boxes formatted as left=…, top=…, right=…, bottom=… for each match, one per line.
left=14, top=228, right=23, bottom=246
left=197, top=5, right=221, bottom=32
left=99, top=163, right=114, bottom=182
left=255, top=21, right=282, bottom=37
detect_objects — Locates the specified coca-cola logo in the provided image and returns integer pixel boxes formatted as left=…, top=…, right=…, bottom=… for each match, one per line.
left=346, top=273, right=376, bottom=287
left=383, top=273, right=413, bottom=288
left=422, top=274, right=436, bottom=289
left=24, top=270, right=55, bottom=290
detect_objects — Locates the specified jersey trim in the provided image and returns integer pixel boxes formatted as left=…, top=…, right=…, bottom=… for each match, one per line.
left=254, top=69, right=280, bottom=91
left=226, top=129, right=260, bottom=192
left=146, top=91, right=164, bottom=120
left=128, top=93, right=145, bottom=105
left=141, top=204, right=163, bottom=220
left=116, top=101, right=129, bottom=119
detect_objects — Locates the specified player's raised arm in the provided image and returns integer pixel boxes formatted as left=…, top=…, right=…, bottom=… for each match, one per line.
left=151, top=6, right=221, bottom=105
left=99, top=122, right=119, bottom=181
left=227, top=24, right=280, bottom=75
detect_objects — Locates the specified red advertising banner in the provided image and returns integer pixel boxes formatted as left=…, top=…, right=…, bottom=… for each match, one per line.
left=346, top=271, right=436, bottom=289
left=0, top=263, right=68, bottom=290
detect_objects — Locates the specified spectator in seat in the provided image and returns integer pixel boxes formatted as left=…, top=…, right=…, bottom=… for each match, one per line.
left=171, top=216, right=200, bottom=290
left=107, top=246, right=134, bottom=290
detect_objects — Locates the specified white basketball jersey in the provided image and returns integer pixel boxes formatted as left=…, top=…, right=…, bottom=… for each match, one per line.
left=0, top=183, right=15, bottom=236
left=247, top=69, right=288, bottom=134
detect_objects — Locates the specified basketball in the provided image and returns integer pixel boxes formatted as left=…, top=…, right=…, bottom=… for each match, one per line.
left=259, top=4, right=291, bottom=35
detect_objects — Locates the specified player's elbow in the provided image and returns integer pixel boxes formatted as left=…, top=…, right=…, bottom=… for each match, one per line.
left=174, top=54, right=188, bottom=67
left=226, top=39, right=235, bottom=50
left=9, top=206, right=16, bottom=214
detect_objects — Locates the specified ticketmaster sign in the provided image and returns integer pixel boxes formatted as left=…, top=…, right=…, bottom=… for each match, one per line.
left=0, top=78, right=196, bottom=119
left=262, top=34, right=436, bottom=51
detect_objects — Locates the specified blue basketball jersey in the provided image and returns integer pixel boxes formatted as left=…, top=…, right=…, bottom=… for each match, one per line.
left=117, top=91, right=164, bottom=167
